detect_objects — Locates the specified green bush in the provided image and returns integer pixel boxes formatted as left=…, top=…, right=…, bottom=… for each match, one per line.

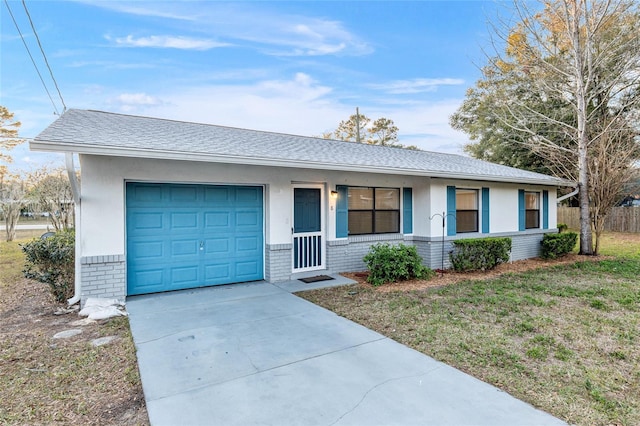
left=450, top=237, right=512, bottom=272
left=557, top=223, right=569, bottom=233
left=541, top=232, right=577, bottom=259
left=363, top=243, right=434, bottom=286
left=22, top=230, right=75, bottom=303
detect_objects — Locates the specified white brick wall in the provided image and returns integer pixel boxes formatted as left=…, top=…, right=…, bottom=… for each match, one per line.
left=265, top=244, right=292, bottom=282
left=80, top=255, right=126, bottom=303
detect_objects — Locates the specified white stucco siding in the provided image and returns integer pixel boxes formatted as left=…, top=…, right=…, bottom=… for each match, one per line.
left=429, top=179, right=558, bottom=237
left=489, top=184, right=519, bottom=233
left=325, top=174, right=429, bottom=239
left=78, top=155, right=431, bottom=256
left=549, top=190, right=558, bottom=227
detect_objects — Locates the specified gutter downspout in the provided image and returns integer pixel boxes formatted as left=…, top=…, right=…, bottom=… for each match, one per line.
left=557, top=185, right=579, bottom=204
left=65, top=153, right=81, bottom=306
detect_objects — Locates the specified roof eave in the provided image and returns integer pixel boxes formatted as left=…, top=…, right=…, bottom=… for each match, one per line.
left=30, top=140, right=572, bottom=187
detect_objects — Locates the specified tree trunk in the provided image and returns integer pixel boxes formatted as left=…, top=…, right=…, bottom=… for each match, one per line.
left=4, top=209, right=19, bottom=242
left=577, top=140, right=594, bottom=254
left=577, top=142, right=593, bottom=254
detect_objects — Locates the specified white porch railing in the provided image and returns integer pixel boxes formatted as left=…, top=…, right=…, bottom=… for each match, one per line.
left=293, top=232, right=323, bottom=271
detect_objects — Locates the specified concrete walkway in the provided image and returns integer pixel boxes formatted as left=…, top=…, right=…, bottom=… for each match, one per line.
left=127, top=280, right=566, bottom=426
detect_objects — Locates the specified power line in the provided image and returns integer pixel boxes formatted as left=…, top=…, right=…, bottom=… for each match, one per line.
left=21, top=0, right=66, bottom=112
left=2, top=0, right=60, bottom=115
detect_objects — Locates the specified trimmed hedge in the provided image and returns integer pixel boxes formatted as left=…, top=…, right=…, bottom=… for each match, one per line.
left=541, top=232, right=577, bottom=259
left=450, top=237, right=512, bottom=272
left=22, top=230, right=75, bottom=303
left=363, top=243, right=434, bottom=286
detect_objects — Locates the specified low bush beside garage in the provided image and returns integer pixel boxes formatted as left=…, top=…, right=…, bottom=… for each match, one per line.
left=363, top=243, right=435, bottom=286
left=449, top=237, right=512, bottom=272
left=22, top=230, right=75, bottom=302
left=541, top=232, right=578, bottom=259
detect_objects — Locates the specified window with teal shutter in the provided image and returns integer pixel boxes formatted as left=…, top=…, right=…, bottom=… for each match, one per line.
left=518, top=189, right=526, bottom=231
left=336, top=185, right=348, bottom=238
left=403, top=188, right=413, bottom=234
left=482, top=187, right=490, bottom=233
left=446, top=186, right=456, bottom=236
left=543, top=190, right=549, bottom=229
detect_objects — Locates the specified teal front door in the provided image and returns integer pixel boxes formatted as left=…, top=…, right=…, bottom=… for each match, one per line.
left=292, top=187, right=323, bottom=272
left=126, top=182, right=263, bottom=296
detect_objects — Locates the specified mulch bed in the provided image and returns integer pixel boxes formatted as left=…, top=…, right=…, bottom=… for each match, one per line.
left=343, top=254, right=607, bottom=292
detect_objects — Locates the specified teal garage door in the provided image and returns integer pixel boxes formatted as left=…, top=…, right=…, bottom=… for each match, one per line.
left=126, top=183, right=263, bottom=296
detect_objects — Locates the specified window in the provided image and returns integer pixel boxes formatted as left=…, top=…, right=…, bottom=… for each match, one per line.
left=456, top=189, right=478, bottom=233
left=525, top=192, right=540, bottom=229
left=347, top=187, right=400, bottom=235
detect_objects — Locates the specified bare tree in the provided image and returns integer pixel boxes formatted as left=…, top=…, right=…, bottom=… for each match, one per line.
left=1, top=106, right=24, bottom=181
left=589, top=124, right=640, bottom=254
left=0, top=175, right=28, bottom=241
left=29, top=167, right=75, bottom=231
left=486, top=0, right=640, bottom=254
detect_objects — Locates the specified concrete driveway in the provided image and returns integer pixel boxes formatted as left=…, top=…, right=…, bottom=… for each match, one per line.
left=127, top=280, right=566, bottom=426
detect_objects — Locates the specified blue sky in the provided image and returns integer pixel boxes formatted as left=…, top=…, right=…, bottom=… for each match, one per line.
left=1, top=0, right=512, bottom=172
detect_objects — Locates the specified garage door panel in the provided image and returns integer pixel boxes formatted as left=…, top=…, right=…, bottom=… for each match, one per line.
left=236, top=261, right=260, bottom=278
left=236, top=236, right=260, bottom=253
left=130, top=184, right=163, bottom=203
left=129, top=212, right=165, bottom=230
left=130, top=240, right=164, bottom=260
left=170, top=185, right=199, bottom=203
left=170, top=212, right=199, bottom=229
left=171, top=266, right=199, bottom=285
left=127, top=183, right=263, bottom=296
left=204, top=237, right=230, bottom=254
left=236, top=210, right=261, bottom=227
left=171, top=239, right=199, bottom=257
left=133, top=269, right=165, bottom=290
left=204, top=211, right=231, bottom=229
left=236, top=187, right=261, bottom=204
left=204, top=186, right=231, bottom=204
left=204, top=264, right=232, bottom=282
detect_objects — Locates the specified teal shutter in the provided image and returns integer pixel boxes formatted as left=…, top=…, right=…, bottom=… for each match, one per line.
left=518, top=189, right=525, bottom=231
left=482, top=187, right=490, bottom=233
left=543, top=190, right=549, bottom=229
left=446, top=186, right=456, bottom=236
left=403, top=188, right=413, bottom=234
left=336, top=185, right=348, bottom=238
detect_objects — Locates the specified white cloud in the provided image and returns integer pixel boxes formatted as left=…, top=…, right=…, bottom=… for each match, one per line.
left=93, top=73, right=469, bottom=154
left=369, top=78, right=466, bottom=94
left=91, top=2, right=370, bottom=57
left=259, top=17, right=372, bottom=57
left=109, top=93, right=164, bottom=112
left=109, top=35, right=229, bottom=50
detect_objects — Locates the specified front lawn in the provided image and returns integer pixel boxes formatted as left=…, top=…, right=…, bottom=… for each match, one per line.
left=0, top=238, right=148, bottom=425
left=300, top=235, right=640, bottom=425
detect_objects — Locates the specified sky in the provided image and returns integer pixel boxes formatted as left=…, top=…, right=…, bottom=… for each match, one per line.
left=1, top=0, right=515, bottom=173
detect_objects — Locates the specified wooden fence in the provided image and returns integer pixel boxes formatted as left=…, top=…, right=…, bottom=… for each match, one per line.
left=558, top=206, right=640, bottom=233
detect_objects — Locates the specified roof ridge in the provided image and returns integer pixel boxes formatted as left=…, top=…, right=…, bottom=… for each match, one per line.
left=71, top=109, right=472, bottom=159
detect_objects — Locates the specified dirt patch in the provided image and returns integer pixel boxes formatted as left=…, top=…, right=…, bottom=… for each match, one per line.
left=342, top=254, right=608, bottom=292
left=0, top=275, right=148, bottom=425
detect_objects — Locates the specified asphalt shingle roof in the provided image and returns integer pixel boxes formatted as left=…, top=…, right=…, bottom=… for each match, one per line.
left=33, top=109, right=568, bottom=186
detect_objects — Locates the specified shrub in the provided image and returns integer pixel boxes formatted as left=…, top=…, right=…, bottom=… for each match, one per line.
left=363, top=243, right=434, bottom=286
left=540, top=232, right=577, bottom=259
left=22, top=230, right=75, bottom=303
left=557, top=223, right=569, bottom=233
left=450, top=237, right=512, bottom=272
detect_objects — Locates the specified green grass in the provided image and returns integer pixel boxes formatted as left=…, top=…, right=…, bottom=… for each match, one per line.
left=0, top=238, right=147, bottom=425
left=0, top=239, right=27, bottom=285
left=300, top=234, right=640, bottom=425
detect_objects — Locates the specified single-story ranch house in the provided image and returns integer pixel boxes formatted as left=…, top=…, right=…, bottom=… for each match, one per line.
left=32, top=109, right=570, bottom=304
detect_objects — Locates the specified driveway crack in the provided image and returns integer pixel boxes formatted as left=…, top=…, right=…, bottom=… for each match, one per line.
left=328, top=367, right=443, bottom=426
